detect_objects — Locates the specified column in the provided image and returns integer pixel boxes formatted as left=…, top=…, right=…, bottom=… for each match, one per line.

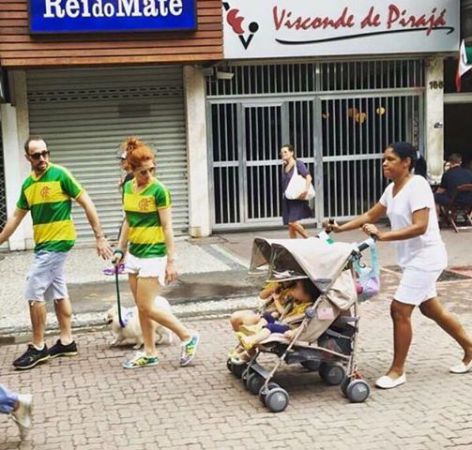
left=424, top=56, right=444, bottom=182
left=0, top=70, right=32, bottom=250
left=183, top=65, right=211, bottom=237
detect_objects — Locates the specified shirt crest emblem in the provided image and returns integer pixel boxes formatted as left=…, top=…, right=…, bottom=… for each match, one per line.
left=138, top=198, right=152, bottom=211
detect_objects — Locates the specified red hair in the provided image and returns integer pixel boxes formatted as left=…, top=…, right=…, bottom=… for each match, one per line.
left=122, top=137, right=154, bottom=170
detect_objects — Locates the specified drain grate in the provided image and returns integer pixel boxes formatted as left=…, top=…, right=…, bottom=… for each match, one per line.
left=384, top=266, right=471, bottom=282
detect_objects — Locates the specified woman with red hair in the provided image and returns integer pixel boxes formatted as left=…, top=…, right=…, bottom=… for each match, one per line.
left=113, top=137, right=199, bottom=369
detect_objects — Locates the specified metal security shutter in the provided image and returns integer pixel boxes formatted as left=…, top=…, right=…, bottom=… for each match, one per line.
left=0, top=125, right=7, bottom=230
left=27, top=66, right=188, bottom=242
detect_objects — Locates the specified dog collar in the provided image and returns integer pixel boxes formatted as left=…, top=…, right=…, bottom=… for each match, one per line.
left=120, top=309, right=134, bottom=327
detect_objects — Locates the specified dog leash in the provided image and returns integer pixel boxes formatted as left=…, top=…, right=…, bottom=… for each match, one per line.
left=114, top=265, right=126, bottom=328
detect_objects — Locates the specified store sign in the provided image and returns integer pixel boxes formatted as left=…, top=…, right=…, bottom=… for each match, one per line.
left=29, top=0, right=197, bottom=34
left=223, top=0, right=459, bottom=59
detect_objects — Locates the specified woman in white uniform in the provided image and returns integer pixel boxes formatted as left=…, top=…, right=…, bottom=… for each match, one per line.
left=326, top=142, right=472, bottom=389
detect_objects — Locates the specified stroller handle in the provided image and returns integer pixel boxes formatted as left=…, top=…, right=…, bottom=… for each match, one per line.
left=356, top=236, right=377, bottom=253
left=322, top=218, right=377, bottom=252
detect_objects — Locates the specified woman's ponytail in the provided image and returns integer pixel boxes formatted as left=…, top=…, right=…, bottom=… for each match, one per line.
left=414, top=152, right=427, bottom=178
left=388, top=142, right=427, bottom=178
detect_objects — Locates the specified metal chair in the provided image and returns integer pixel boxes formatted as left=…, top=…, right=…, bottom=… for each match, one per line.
left=440, top=184, right=472, bottom=232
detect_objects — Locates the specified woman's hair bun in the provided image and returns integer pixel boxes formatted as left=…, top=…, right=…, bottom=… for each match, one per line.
left=124, top=137, right=143, bottom=154
left=120, top=137, right=154, bottom=170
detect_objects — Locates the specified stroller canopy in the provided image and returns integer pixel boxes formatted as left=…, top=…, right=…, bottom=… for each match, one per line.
left=250, top=237, right=356, bottom=294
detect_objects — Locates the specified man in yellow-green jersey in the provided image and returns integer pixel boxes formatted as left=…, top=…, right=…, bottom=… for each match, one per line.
left=0, top=136, right=113, bottom=370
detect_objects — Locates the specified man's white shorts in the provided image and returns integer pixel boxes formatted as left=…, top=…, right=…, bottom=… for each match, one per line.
left=24, top=251, right=69, bottom=302
left=394, top=267, right=443, bottom=306
left=125, top=253, right=167, bottom=285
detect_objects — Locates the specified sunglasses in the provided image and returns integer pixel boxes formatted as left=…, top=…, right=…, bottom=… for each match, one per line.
left=29, top=150, right=50, bottom=160
left=138, top=167, right=155, bottom=176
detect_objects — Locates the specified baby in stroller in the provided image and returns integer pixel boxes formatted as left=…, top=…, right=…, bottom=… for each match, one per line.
left=230, top=281, right=292, bottom=331
left=236, top=279, right=318, bottom=350
left=228, top=280, right=295, bottom=363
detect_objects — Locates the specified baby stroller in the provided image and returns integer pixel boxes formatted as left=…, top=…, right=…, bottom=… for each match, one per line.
left=226, top=235, right=375, bottom=412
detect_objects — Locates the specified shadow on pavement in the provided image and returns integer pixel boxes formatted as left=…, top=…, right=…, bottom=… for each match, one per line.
left=69, top=270, right=265, bottom=314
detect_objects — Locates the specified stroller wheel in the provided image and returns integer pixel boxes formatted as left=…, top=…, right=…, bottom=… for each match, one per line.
left=341, top=376, right=350, bottom=397
left=232, top=362, right=248, bottom=379
left=264, top=387, right=289, bottom=413
left=259, top=382, right=279, bottom=405
left=246, top=372, right=265, bottom=395
left=319, top=362, right=346, bottom=386
left=301, top=360, right=320, bottom=372
left=226, top=358, right=233, bottom=372
left=346, top=380, right=370, bottom=403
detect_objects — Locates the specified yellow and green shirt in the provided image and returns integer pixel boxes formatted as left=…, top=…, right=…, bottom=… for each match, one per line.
left=123, top=178, right=171, bottom=258
left=17, top=163, right=83, bottom=253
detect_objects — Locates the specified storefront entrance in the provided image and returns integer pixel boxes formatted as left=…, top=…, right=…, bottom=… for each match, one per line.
left=207, top=60, right=424, bottom=229
left=27, top=66, right=188, bottom=241
left=444, top=102, right=472, bottom=169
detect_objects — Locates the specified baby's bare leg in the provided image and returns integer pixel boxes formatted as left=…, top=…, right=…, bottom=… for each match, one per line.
left=242, top=328, right=271, bottom=347
left=230, top=310, right=261, bottom=331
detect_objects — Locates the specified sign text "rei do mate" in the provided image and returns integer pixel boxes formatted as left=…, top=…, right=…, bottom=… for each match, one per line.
left=29, top=0, right=197, bottom=33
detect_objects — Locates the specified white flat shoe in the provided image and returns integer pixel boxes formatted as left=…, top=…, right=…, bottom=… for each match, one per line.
left=450, top=360, right=472, bottom=374
left=375, top=373, right=406, bottom=389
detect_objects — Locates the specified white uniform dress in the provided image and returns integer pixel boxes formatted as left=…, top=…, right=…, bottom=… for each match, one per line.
left=379, top=175, right=447, bottom=305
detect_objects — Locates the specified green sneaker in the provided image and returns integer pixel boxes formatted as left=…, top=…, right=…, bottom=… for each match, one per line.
left=123, top=352, right=159, bottom=369
left=180, top=333, right=200, bottom=366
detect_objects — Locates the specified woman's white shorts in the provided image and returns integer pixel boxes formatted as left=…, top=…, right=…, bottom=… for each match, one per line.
left=394, top=267, right=443, bottom=306
left=125, top=253, right=167, bottom=285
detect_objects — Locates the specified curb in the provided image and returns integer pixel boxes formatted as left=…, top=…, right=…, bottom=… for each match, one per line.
left=0, top=295, right=259, bottom=345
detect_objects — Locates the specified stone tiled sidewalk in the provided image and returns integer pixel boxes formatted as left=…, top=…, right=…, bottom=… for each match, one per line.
left=0, top=240, right=244, bottom=332
left=1, top=228, right=470, bottom=336
left=1, top=275, right=471, bottom=450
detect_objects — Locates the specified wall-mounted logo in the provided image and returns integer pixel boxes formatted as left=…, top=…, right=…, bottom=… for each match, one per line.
left=223, top=1, right=259, bottom=49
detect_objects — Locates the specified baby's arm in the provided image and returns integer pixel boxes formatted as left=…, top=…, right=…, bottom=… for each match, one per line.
left=273, top=293, right=287, bottom=316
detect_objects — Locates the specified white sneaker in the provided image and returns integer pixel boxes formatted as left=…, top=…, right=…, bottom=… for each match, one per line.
left=11, top=394, right=32, bottom=440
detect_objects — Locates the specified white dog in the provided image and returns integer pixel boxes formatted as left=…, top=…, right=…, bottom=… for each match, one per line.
left=105, top=296, right=173, bottom=349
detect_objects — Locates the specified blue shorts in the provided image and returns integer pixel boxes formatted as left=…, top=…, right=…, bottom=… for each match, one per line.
left=0, top=384, right=18, bottom=414
left=434, top=192, right=451, bottom=206
left=24, top=251, right=69, bottom=302
left=262, top=312, right=290, bottom=334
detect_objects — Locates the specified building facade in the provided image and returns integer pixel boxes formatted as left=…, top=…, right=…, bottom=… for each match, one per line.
left=0, top=0, right=222, bottom=249
left=0, top=0, right=469, bottom=249
left=206, top=0, right=460, bottom=230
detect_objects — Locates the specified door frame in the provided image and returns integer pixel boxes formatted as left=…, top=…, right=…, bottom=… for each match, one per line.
left=208, top=89, right=423, bottom=229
